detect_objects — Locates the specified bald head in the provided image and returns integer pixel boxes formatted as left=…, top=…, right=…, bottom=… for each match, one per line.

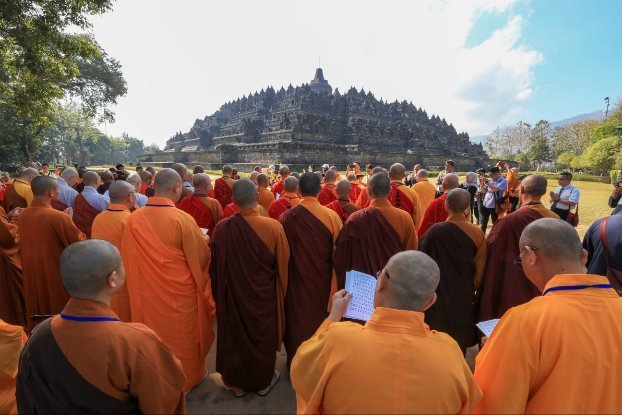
left=520, top=218, right=583, bottom=263
left=108, top=180, right=134, bottom=204
left=126, top=173, right=141, bottom=187
left=371, top=166, right=385, bottom=175
left=138, top=170, right=152, bottom=184
left=171, top=163, right=188, bottom=180
left=336, top=179, right=351, bottom=197
left=249, top=171, right=259, bottom=185
left=31, top=176, right=59, bottom=197
left=61, top=168, right=79, bottom=186
left=417, top=169, right=429, bottom=179
left=368, top=173, right=390, bottom=199
left=324, top=169, right=337, bottom=182
left=82, top=171, right=100, bottom=187
left=380, top=251, right=440, bottom=311
left=154, top=168, right=182, bottom=193
left=279, top=166, right=290, bottom=177
left=193, top=173, right=211, bottom=190
left=257, top=173, right=269, bottom=187
left=347, top=173, right=356, bottom=182
left=60, top=240, right=123, bottom=299
left=389, top=163, right=407, bottom=180
left=445, top=188, right=471, bottom=214
left=521, top=174, right=548, bottom=197
left=232, top=179, right=257, bottom=208
left=284, top=176, right=299, bottom=193
left=19, top=167, right=39, bottom=182
left=100, top=170, right=114, bottom=182
left=442, top=173, right=459, bottom=191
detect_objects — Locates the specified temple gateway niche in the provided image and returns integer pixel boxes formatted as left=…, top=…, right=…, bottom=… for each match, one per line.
left=141, top=68, right=489, bottom=170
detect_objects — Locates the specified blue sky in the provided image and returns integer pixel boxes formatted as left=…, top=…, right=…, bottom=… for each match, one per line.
left=90, top=0, right=622, bottom=147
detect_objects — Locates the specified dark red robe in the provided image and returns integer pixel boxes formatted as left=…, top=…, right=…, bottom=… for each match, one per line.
left=178, top=195, right=216, bottom=236
left=73, top=194, right=100, bottom=238
left=271, top=180, right=284, bottom=198
left=349, top=183, right=361, bottom=203
left=51, top=199, right=68, bottom=212
left=388, top=183, right=415, bottom=217
left=268, top=197, right=293, bottom=220
left=280, top=205, right=333, bottom=367
left=213, top=178, right=233, bottom=209
left=418, top=194, right=448, bottom=238
left=476, top=207, right=544, bottom=321
left=318, top=185, right=337, bottom=206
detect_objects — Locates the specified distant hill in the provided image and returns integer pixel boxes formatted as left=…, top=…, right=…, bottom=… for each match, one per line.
left=469, top=109, right=605, bottom=144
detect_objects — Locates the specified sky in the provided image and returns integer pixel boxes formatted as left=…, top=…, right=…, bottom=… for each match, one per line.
left=89, top=0, right=622, bottom=148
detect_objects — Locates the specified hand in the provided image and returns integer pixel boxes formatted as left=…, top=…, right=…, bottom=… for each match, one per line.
left=63, top=207, right=73, bottom=218
left=549, top=191, right=558, bottom=201
left=7, top=207, right=23, bottom=221
left=328, top=289, right=352, bottom=322
left=613, top=187, right=622, bottom=198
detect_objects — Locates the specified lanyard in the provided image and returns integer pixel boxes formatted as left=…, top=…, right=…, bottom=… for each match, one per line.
left=106, top=208, right=125, bottom=212
left=543, top=284, right=612, bottom=296
left=192, top=194, right=208, bottom=197
left=60, top=313, right=120, bottom=322
left=146, top=203, right=174, bottom=207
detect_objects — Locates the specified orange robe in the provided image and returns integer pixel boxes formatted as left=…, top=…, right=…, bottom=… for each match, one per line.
left=0, top=320, right=26, bottom=415
left=291, top=308, right=481, bottom=414
left=473, top=274, right=622, bottom=414
left=412, top=179, right=436, bottom=227
left=354, top=187, right=371, bottom=208
left=268, top=192, right=301, bottom=220
left=178, top=194, right=223, bottom=237
left=257, top=186, right=275, bottom=211
left=91, top=204, right=132, bottom=322
left=18, top=200, right=85, bottom=329
left=121, top=197, right=216, bottom=391
left=222, top=203, right=268, bottom=219
left=0, top=209, right=25, bottom=327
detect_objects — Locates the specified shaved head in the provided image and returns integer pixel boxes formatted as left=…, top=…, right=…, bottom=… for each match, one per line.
left=382, top=251, right=440, bottom=311
left=154, top=168, right=182, bottom=192
left=193, top=165, right=205, bottom=174
left=347, top=173, right=356, bottom=182
left=19, top=167, right=39, bottom=181
left=61, top=167, right=78, bottom=181
left=368, top=173, right=390, bottom=199
left=446, top=188, right=471, bottom=214
left=232, top=179, right=257, bottom=208
left=138, top=171, right=152, bottom=183
left=389, top=163, right=407, bottom=180
left=371, top=166, right=385, bottom=175
left=300, top=172, right=322, bottom=196
left=336, top=179, right=351, bottom=197
left=284, top=176, right=299, bottom=193
left=249, top=171, right=259, bottom=184
left=171, top=163, right=188, bottom=180
left=442, top=173, right=459, bottom=191
left=521, top=174, right=548, bottom=197
left=324, top=170, right=337, bottom=182
left=100, top=170, right=114, bottom=182
left=257, top=173, right=269, bottom=187
left=82, top=171, right=100, bottom=187
left=126, top=173, right=141, bottom=187
left=417, top=169, right=429, bottom=178
left=193, top=173, right=211, bottom=190
left=279, top=166, right=290, bottom=177
left=222, top=165, right=233, bottom=175
left=186, top=172, right=194, bottom=184
left=31, top=176, right=59, bottom=197
left=60, top=240, right=123, bottom=298
left=520, top=218, right=583, bottom=262
left=108, top=180, right=134, bottom=204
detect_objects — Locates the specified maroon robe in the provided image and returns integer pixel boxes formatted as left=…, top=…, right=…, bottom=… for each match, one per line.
left=280, top=205, right=333, bottom=367
left=51, top=199, right=68, bottom=212
left=388, top=183, right=415, bottom=217
left=3, top=184, right=27, bottom=212
left=73, top=194, right=100, bottom=238
left=420, top=222, right=478, bottom=352
left=210, top=214, right=278, bottom=391
left=476, top=207, right=544, bottom=321
left=333, top=208, right=402, bottom=289
left=318, top=185, right=337, bottom=206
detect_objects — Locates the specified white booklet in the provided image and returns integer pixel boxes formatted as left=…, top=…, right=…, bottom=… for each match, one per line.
left=344, top=270, right=376, bottom=321
left=476, top=319, right=500, bottom=337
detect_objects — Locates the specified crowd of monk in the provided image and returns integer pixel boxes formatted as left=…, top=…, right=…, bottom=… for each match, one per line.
left=1, top=160, right=621, bottom=414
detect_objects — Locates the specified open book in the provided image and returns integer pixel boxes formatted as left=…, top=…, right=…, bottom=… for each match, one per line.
left=344, top=270, right=376, bottom=321
left=476, top=319, right=500, bottom=337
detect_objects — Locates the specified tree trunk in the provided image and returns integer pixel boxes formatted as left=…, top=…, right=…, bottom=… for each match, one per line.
left=76, top=127, right=85, bottom=166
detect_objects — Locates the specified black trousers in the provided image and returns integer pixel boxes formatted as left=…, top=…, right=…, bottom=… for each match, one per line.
left=479, top=206, right=498, bottom=234
left=509, top=196, right=519, bottom=213
left=552, top=207, right=569, bottom=220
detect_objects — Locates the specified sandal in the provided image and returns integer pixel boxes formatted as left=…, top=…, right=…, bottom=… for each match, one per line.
left=256, top=370, right=280, bottom=397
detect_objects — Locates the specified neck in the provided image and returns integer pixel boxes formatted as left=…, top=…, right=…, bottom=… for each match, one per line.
left=34, top=197, right=53, bottom=207
left=153, top=192, right=177, bottom=201
left=541, top=264, right=587, bottom=290
left=194, top=189, right=208, bottom=195
left=90, top=294, right=112, bottom=307
left=521, top=196, right=542, bottom=205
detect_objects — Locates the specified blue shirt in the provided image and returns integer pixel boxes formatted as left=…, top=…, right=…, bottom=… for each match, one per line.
left=183, top=182, right=195, bottom=192
left=483, top=176, right=508, bottom=209
left=81, top=186, right=109, bottom=212
left=57, top=177, right=78, bottom=208
left=583, top=212, right=622, bottom=276
left=103, top=189, right=148, bottom=208
left=552, top=184, right=580, bottom=211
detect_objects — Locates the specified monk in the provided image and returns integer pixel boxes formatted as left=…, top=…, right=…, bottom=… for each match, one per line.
left=0, top=208, right=26, bottom=327
left=318, top=170, right=338, bottom=206
left=354, top=166, right=385, bottom=208
left=329, top=165, right=342, bottom=182
left=193, top=165, right=205, bottom=174
left=18, top=176, right=85, bottom=329
left=388, top=163, right=421, bottom=228
left=171, top=163, right=193, bottom=207
left=280, top=172, right=342, bottom=368
left=334, top=173, right=418, bottom=288
left=210, top=179, right=289, bottom=396
left=92, top=181, right=135, bottom=322
left=53, top=168, right=79, bottom=211
left=214, top=165, right=236, bottom=209
left=419, top=189, right=487, bottom=353
left=16, top=240, right=186, bottom=414
left=477, top=174, right=560, bottom=321
left=73, top=171, right=109, bottom=238
left=271, top=165, right=290, bottom=198
left=178, top=173, right=223, bottom=237
left=121, top=168, right=216, bottom=391
left=412, top=169, right=436, bottom=226
left=326, top=179, right=360, bottom=223
left=257, top=173, right=275, bottom=211
left=222, top=201, right=269, bottom=218
left=347, top=174, right=361, bottom=203
left=125, top=173, right=148, bottom=207
left=3, top=168, right=38, bottom=211
left=418, top=173, right=459, bottom=238
left=0, top=319, right=26, bottom=414
left=138, top=170, right=152, bottom=195
left=473, top=219, right=622, bottom=414
left=292, top=251, right=481, bottom=414
left=97, top=170, right=114, bottom=195
left=268, top=176, right=301, bottom=220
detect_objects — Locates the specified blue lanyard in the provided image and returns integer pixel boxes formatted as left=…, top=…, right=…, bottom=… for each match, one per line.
left=60, top=313, right=120, bottom=322
left=106, top=208, right=125, bottom=212
left=543, top=284, right=612, bottom=296
left=192, top=194, right=208, bottom=197
left=146, top=203, right=173, bottom=207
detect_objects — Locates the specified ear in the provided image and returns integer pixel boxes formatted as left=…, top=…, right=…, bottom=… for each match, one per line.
left=106, top=270, right=119, bottom=289
left=421, top=292, right=437, bottom=312
left=376, top=272, right=389, bottom=293
left=581, top=248, right=589, bottom=267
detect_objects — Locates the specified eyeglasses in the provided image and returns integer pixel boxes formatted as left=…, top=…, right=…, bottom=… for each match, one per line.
left=514, top=246, right=539, bottom=270
left=375, top=269, right=390, bottom=280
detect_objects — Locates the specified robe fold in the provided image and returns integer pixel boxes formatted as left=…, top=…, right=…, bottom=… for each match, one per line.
left=349, top=182, right=362, bottom=203
left=418, top=193, right=448, bottom=238
left=18, top=200, right=85, bottom=329
left=412, top=179, right=437, bottom=221
left=210, top=210, right=289, bottom=391
left=73, top=194, right=101, bottom=238
left=257, top=187, right=275, bottom=211
left=2, top=185, right=27, bottom=212
left=268, top=193, right=301, bottom=220
left=214, top=176, right=234, bottom=209
left=318, top=184, right=337, bottom=206
left=420, top=216, right=487, bottom=352
left=389, top=182, right=421, bottom=229
left=51, top=199, right=68, bottom=212
left=280, top=198, right=342, bottom=367
left=271, top=180, right=285, bottom=198
left=222, top=202, right=269, bottom=218
left=121, top=197, right=216, bottom=391
left=0, top=209, right=26, bottom=327
left=477, top=203, right=559, bottom=321
left=178, top=194, right=222, bottom=236
left=333, top=199, right=418, bottom=289
left=354, top=187, right=371, bottom=208
left=326, top=199, right=360, bottom=223
left=0, top=320, right=26, bottom=415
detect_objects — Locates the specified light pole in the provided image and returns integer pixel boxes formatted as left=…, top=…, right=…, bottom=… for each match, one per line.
left=604, top=97, right=610, bottom=118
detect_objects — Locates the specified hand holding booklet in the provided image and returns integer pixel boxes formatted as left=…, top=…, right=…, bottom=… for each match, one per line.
left=476, top=319, right=500, bottom=337
left=344, top=270, right=376, bottom=321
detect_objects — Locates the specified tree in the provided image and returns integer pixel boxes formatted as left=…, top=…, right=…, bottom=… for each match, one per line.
left=527, top=120, right=552, bottom=171
left=556, top=152, right=577, bottom=170
left=576, top=135, right=622, bottom=174
left=551, top=119, right=598, bottom=158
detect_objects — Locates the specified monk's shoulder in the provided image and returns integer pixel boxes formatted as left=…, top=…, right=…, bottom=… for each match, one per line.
left=322, top=321, right=366, bottom=345
left=427, top=330, right=467, bottom=354
left=113, top=321, right=177, bottom=354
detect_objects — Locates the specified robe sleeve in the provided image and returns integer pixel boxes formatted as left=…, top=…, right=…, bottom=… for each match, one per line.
left=473, top=238, right=487, bottom=290
left=403, top=217, right=418, bottom=251
left=0, top=216, right=17, bottom=249
left=472, top=308, right=534, bottom=414
left=179, top=212, right=212, bottom=298
left=61, top=214, right=86, bottom=244
left=274, top=222, right=290, bottom=351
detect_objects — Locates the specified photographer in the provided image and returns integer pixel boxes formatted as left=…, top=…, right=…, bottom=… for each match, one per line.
left=479, top=166, right=508, bottom=234
left=550, top=171, right=580, bottom=221
left=609, top=181, right=622, bottom=215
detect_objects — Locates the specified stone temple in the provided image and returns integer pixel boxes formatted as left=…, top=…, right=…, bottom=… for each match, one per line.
left=140, top=68, right=489, bottom=170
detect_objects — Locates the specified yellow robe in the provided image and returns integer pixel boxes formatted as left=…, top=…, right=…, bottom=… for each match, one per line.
left=0, top=320, right=26, bottom=415
left=412, top=179, right=436, bottom=227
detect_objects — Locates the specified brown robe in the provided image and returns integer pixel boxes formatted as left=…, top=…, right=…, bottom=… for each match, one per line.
left=280, top=198, right=342, bottom=367
left=51, top=199, right=68, bottom=212
left=210, top=209, right=289, bottom=391
left=0, top=208, right=26, bottom=327
left=73, top=194, right=101, bottom=238
left=420, top=215, right=487, bottom=352
left=477, top=203, right=559, bottom=321
left=18, top=200, right=85, bottom=329
left=2, top=184, right=27, bottom=212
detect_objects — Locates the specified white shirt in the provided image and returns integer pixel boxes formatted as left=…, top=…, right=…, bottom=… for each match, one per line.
left=483, top=176, right=508, bottom=209
left=57, top=177, right=78, bottom=208
left=81, top=186, right=109, bottom=212
left=553, top=184, right=580, bottom=211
